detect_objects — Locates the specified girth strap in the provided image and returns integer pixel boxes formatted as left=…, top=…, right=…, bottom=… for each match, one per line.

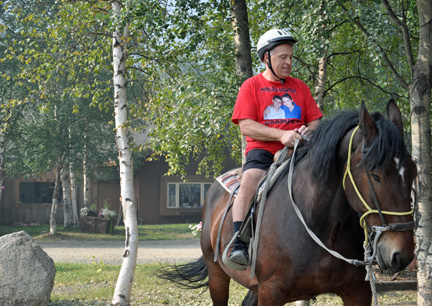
left=214, top=185, right=239, bottom=262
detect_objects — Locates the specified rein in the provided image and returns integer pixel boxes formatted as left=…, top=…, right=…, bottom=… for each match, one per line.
left=340, top=126, right=414, bottom=306
left=287, top=138, right=367, bottom=266
left=288, top=126, right=414, bottom=306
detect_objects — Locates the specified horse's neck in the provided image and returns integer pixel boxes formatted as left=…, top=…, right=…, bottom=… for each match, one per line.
left=295, top=158, right=352, bottom=232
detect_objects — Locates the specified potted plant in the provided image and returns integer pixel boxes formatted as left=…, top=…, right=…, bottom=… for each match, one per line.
left=99, top=205, right=117, bottom=234
left=80, top=203, right=117, bottom=234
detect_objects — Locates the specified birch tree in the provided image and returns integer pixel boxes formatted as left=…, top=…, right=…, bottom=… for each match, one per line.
left=111, top=0, right=138, bottom=304
left=410, top=0, right=432, bottom=302
left=50, top=162, right=63, bottom=235
left=61, top=166, right=73, bottom=228
left=338, top=1, right=432, bottom=301
left=69, top=168, right=79, bottom=226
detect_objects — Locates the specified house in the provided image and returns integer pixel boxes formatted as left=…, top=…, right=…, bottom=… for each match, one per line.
left=0, top=154, right=238, bottom=225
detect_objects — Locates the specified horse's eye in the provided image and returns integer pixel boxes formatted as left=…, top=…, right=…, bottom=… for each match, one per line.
left=371, top=173, right=381, bottom=183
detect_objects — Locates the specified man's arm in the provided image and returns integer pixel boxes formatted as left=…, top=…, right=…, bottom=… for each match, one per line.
left=238, top=119, right=302, bottom=147
left=306, top=119, right=320, bottom=131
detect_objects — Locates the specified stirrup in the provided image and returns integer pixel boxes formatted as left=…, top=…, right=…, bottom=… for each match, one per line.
left=222, top=231, right=248, bottom=271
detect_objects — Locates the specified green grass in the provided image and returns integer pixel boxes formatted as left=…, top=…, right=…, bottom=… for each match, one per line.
left=50, top=262, right=250, bottom=305
left=50, top=263, right=416, bottom=305
left=0, top=224, right=416, bottom=305
left=0, top=223, right=198, bottom=241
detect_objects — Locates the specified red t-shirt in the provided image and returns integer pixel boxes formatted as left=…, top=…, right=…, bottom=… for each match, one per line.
left=232, top=73, right=323, bottom=155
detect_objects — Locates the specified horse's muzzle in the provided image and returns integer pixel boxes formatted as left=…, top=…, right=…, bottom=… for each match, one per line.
left=376, top=236, right=414, bottom=273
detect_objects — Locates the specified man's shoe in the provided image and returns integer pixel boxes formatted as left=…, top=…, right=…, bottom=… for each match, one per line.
left=229, top=240, right=249, bottom=266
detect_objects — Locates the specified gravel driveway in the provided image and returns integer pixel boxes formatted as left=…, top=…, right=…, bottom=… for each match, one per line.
left=37, top=239, right=202, bottom=264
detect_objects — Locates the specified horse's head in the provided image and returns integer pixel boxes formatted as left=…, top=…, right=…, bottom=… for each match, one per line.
left=343, top=100, right=417, bottom=273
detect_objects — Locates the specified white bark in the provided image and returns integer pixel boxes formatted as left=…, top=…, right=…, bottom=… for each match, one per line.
left=83, top=146, right=91, bottom=208
left=49, top=167, right=61, bottom=235
left=69, top=168, right=79, bottom=226
left=111, top=1, right=138, bottom=305
left=412, top=0, right=432, bottom=303
left=61, top=166, right=73, bottom=228
left=314, top=50, right=328, bottom=112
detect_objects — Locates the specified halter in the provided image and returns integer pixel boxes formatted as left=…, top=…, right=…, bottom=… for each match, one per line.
left=342, top=126, right=414, bottom=249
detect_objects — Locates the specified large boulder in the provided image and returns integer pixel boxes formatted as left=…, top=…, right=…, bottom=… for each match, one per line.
left=0, top=231, right=55, bottom=306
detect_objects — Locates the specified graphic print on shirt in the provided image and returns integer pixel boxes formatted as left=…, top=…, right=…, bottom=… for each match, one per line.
left=263, top=95, right=285, bottom=119
left=263, top=93, right=302, bottom=120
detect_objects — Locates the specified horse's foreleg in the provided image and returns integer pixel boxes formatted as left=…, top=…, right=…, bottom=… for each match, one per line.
left=338, top=282, right=372, bottom=306
left=257, top=282, right=287, bottom=306
left=242, top=289, right=258, bottom=306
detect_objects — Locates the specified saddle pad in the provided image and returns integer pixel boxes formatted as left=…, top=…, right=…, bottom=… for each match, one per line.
left=216, top=167, right=242, bottom=195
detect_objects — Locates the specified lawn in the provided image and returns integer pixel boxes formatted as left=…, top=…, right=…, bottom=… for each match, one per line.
left=49, top=262, right=416, bottom=305
left=0, top=223, right=198, bottom=241
left=0, top=223, right=417, bottom=305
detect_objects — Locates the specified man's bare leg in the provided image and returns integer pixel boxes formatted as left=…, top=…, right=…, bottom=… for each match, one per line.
left=230, top=168, right=266, bottom=265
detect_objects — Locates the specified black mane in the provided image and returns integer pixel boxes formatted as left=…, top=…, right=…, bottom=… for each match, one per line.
left=308, top=110, right=408, bottom=183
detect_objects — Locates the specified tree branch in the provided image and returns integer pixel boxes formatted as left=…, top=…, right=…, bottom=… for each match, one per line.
left=338, top=2, right=409, bottom=91
left=327, top=50, right=360, bottom=61
left=381, top=0, right=415, bottom=75
left=325, top=75, right=405, bottom=98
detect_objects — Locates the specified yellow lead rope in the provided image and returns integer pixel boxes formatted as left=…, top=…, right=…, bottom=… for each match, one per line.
left=342, top=126, right=413, bottom=244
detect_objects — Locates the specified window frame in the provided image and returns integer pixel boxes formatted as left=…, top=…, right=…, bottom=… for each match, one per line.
left=18, top=181, right=58, bottom=205
left=160, top=176, right=213, bottom=216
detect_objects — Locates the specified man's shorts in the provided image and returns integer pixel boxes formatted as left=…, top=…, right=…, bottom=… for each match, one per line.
left=243, top=149, right=274, bottom=172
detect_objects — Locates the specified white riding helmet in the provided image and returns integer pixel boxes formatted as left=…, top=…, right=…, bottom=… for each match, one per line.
left=257, top=29, right=297, bottom=62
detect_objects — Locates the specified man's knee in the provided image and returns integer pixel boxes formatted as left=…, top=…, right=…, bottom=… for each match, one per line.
left=237, top=169, right=266, bottom=196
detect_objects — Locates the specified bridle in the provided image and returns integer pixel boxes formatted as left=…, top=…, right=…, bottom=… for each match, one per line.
left=343, top=126, right=414, bottom=257
left=284, top=125, right=414, bottom=306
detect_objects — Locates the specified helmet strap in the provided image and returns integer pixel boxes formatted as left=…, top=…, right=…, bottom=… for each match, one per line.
left=267, top=50, right=285, bottom=85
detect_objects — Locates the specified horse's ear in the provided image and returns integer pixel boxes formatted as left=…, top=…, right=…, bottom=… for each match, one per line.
left=359, top=101, right=377, bottom=146
left=386, top=99, right=404, bottom=136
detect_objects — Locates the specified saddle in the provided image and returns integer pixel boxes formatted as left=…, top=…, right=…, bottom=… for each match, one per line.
left=215, top=146, right=308, bottom=274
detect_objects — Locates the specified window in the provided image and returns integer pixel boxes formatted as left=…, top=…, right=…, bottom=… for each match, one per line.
left=19, top=182, right=57, bottom=204
left=160, top=176, right=213, bottom=216
left=167, top=182, right=211, bottom=209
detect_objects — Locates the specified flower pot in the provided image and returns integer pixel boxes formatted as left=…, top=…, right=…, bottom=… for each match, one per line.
left=80, top=216, right=110, bottom=234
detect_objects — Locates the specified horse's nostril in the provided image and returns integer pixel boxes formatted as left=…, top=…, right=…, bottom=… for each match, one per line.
left=391, top=252, right=404, bottom=272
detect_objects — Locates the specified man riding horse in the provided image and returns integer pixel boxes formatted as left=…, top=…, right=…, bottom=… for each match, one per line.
left=230, top=29, right=323, bottom=267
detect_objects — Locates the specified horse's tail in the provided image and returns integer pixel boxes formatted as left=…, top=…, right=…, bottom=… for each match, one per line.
left=157, top=256, right=209, bottom=290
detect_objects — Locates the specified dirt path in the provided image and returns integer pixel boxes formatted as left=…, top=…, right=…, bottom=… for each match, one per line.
left=37, top=239, right=202, bottom=264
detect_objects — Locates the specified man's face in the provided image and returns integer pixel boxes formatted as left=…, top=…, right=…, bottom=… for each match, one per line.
left=283, top=97, right=292, bottom=106
left=265, top=44, right=293, bottom=80
left=273, top=97, right=282, bottom=108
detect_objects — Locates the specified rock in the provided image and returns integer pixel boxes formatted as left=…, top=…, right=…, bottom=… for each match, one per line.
left=0, top=231, right=56, bottom=306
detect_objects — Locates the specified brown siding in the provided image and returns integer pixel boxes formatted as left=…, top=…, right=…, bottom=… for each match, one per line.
left=0, top=177, right=64, bottom=225
left=0, top=153, right=238, bottom=225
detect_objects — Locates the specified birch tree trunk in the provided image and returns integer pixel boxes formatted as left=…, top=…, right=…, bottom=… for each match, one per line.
left=0, top=153, right=5, bottom=205
left=83, top=142, right=91, bottom=208
left=111, top=0, right=138, bottom=304
left=61, top=166, right=73, bottom=228
left=314, top=50, right=328, bottom=113
left=230, top=0, right=252, bottom=164
left=412, top=0, right=432, bottom=303
left=49, top=166, right=62, bottom=235
left=69, top=167, right=79, bottom=226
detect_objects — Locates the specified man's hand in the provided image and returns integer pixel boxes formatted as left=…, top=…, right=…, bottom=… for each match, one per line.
left=294, top=125, right=312, bottom=140
left=279, top=130, right=302, bottom=147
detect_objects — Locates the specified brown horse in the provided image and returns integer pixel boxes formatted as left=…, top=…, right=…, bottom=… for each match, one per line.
left=159, top=100, right=417, bottom=305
